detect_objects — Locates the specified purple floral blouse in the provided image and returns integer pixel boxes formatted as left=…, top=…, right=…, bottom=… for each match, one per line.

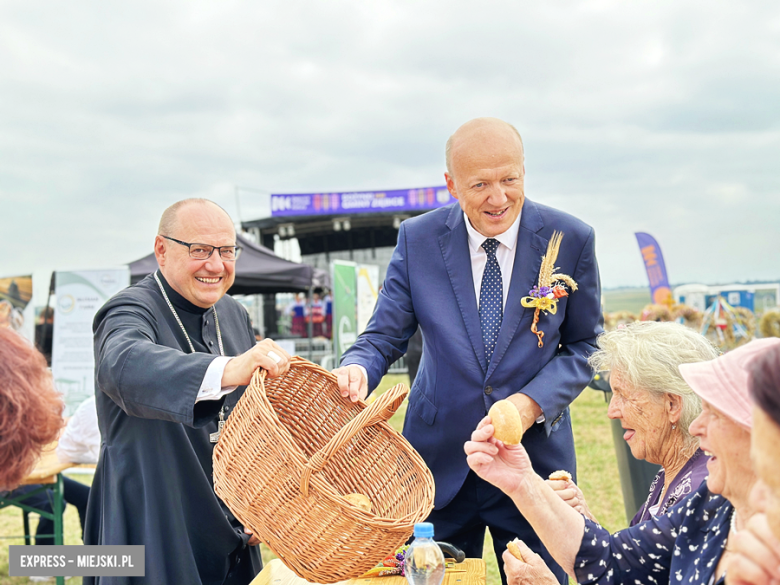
left=631, top=448, right=710, bottom=526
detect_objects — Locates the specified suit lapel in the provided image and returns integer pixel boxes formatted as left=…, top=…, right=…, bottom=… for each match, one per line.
left=439, top=205, right=486, bottom=375
left=487, top=199, right=548, bottom=379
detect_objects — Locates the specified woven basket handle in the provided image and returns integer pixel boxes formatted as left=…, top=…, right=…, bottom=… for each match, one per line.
left=299, top=383, right=408, bottom=497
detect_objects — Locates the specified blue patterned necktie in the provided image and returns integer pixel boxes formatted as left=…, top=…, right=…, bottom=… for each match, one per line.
left=479, top=238, right=503, bottom=367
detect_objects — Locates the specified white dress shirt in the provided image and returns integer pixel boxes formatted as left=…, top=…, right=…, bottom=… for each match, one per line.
left=463, top=210, right=522, bottom=310
left=196, top=355, right=238, bottom=402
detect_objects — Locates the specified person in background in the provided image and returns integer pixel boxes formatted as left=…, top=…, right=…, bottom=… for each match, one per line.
left=466, top=338, right=780, bottom=585
left=290, top=292, right=307, bottom=337
left=310, top=291, right=325, bottom=337
left=550, top=321, right=717, bottom=526
left=35, top=307, right=54, bottom=366
left=0, top=327, right=63, bottom=491
left=4, top=385, right=96, bottom=553
left=57, top=395, right=100, bottom=465
left=324, top=291, right=333, bottom=338
left=726, top=342, right=780, bottom=585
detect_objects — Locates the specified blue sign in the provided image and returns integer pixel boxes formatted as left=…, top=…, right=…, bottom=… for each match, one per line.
left=271, top=185, right=455, bottom=217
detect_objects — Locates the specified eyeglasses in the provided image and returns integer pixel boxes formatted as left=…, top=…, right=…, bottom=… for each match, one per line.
left=162, top=236, right=242, bottom=261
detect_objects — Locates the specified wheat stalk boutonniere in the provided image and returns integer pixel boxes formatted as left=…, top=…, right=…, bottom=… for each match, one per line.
left=520, top=231, right=578, bottom=348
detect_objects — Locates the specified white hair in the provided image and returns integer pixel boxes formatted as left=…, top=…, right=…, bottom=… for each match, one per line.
left=589, top=321, right=720, bottom=448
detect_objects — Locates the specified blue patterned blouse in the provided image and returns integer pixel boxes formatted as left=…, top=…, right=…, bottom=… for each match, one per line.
left=575, top=482, right=732, bottom=585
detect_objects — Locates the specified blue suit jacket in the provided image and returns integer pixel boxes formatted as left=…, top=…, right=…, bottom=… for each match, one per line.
left=341, top=199, right=602, bottom=508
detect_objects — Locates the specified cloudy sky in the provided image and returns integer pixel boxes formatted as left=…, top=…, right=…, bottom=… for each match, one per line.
left=1, top=0, right=779, bottom=302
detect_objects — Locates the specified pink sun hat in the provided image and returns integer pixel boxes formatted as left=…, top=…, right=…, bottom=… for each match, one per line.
left=679, top=337, right=780, bottom=429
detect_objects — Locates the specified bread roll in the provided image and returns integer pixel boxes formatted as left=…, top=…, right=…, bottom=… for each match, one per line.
left=488, top=400, right=523, bottom=445
left=506, top=538, right=524, bottom=562
left=548, top=470, right=572, bottom=482
left=344, top=493, right=372, bottom=513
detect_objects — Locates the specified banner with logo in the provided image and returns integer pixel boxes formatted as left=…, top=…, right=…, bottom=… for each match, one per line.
left=0, top=274, right=33, bottom=339
left=271, top=185, right=454, bottom=217
left=635, top=232, right=672, bottom=305
left=332, top=260, right=358, bottom=364
left=52, top=268, right=130, bottom=415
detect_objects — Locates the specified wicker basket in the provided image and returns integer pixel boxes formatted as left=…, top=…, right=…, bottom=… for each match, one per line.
left=213, top=357, right=435, bottom=583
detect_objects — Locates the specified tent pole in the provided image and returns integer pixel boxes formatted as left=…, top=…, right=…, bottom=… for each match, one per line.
left=307, top=286, right=314, bottom=361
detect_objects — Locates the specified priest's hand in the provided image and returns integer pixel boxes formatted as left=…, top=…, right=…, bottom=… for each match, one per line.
left=222, top=339, right=292, bottom=386
left=332, top=364, right=368, bottom=402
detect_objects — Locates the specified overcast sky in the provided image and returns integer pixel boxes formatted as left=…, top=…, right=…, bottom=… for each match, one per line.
left=2, top=0, right=779, bottom=302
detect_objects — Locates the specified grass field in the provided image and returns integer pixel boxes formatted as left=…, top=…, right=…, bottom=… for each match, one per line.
left=1, top=376, right=625, bottom=585
left=601, top=287, right=651, bottom=315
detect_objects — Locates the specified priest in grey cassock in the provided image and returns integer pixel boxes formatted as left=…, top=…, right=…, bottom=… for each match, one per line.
left=84, top=199, right=292, bottom=585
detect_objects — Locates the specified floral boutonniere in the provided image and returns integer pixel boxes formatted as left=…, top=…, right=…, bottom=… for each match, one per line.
left=360, top=545, right=408, bottom=577
left=521, top=231, right=578, bottom=348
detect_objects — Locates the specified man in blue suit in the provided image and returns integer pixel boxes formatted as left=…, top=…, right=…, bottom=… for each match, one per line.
left=335, top=118, right=601, bottom=585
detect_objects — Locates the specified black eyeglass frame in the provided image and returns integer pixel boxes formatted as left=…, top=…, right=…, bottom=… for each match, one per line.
left=162, top=235, right=242, bottom=261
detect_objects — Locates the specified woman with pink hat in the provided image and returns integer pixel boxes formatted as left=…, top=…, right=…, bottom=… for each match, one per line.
left=725, top=342, right=780, bottom=584
left=464, top=337, right=780, bottom=585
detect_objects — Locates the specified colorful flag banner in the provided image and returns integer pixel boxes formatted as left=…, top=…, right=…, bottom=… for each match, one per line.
left=634, top=232, right=673, bottom=305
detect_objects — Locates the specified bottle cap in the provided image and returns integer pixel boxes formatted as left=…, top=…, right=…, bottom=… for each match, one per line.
left=413, top=522, right=434, bottom=538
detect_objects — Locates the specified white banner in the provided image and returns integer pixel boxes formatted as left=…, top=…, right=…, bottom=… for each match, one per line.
left=356, top=264, right=379, bottom=335
left=52, top=268, right=130, bottom=415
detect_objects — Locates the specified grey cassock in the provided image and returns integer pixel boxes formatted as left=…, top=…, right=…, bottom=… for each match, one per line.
left=84, top=273, right=262, bottom=585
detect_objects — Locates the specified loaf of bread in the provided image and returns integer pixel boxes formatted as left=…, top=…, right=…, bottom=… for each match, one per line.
left=506, top=538, right=524, bottom=562
left=488, top=400, right=523, bottom=445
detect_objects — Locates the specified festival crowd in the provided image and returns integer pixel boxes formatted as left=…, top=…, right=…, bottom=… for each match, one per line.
left=1, top=117, right=779, bottom=585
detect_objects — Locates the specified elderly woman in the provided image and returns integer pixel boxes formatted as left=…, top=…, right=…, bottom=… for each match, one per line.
left=466, top=337, right=780, bottom=585
left=0, top=327, right=63, bottom=490
left=726, top=342, right=780, bottom=585
left=550, top=321, right=717, bottom=526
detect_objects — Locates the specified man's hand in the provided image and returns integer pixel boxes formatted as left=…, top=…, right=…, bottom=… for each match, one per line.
left=243, top=528, right=261, bottom=547
left=546, top=479, right=596, bottom=522
left=726, top=513, right=780, bottom=585
left=502, top=540, right=561, bottom=585
left=222, top=339, right=292, bottom=387
left=464, top=416, right=535, bottom=497
left=507, top=393, right=543, bottom=433
left=332, top=365, right=368, bottom=402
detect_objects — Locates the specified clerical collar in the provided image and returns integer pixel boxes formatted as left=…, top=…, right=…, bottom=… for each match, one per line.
left=155, top=271, right=210, bottom=316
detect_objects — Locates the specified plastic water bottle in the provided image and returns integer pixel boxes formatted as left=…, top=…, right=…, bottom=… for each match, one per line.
left=405, top=522, right=445, bottom=585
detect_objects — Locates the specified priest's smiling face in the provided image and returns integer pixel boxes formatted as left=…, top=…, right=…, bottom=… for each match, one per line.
left=155, top=201, right=237, bottom=308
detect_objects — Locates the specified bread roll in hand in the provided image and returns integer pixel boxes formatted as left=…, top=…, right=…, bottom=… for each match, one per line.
left=488, top=400, right=524, bottom=445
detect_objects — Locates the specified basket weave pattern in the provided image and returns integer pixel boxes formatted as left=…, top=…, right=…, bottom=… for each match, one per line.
left=213, top=357, right=435, bottom=583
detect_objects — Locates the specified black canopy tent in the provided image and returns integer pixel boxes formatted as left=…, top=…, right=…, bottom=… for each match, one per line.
left=128, top=233, right=329, bottom=294
left=128, top=234, right=330, bottom=356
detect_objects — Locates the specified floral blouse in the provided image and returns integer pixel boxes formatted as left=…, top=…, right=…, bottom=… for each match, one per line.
left=575, top=482, right=732, bottom=585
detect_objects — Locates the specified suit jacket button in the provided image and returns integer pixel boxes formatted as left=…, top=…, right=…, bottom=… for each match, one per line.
left=484, top=386, right=493, bottom=395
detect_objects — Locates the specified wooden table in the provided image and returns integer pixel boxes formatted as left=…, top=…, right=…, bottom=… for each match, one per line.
left=251, top=558, right=486, bottom=585
left=0, top=443, right=79, bottom=585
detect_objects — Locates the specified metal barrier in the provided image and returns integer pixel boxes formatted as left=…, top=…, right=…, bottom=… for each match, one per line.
left=289, top=338, right=408, bottom=374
